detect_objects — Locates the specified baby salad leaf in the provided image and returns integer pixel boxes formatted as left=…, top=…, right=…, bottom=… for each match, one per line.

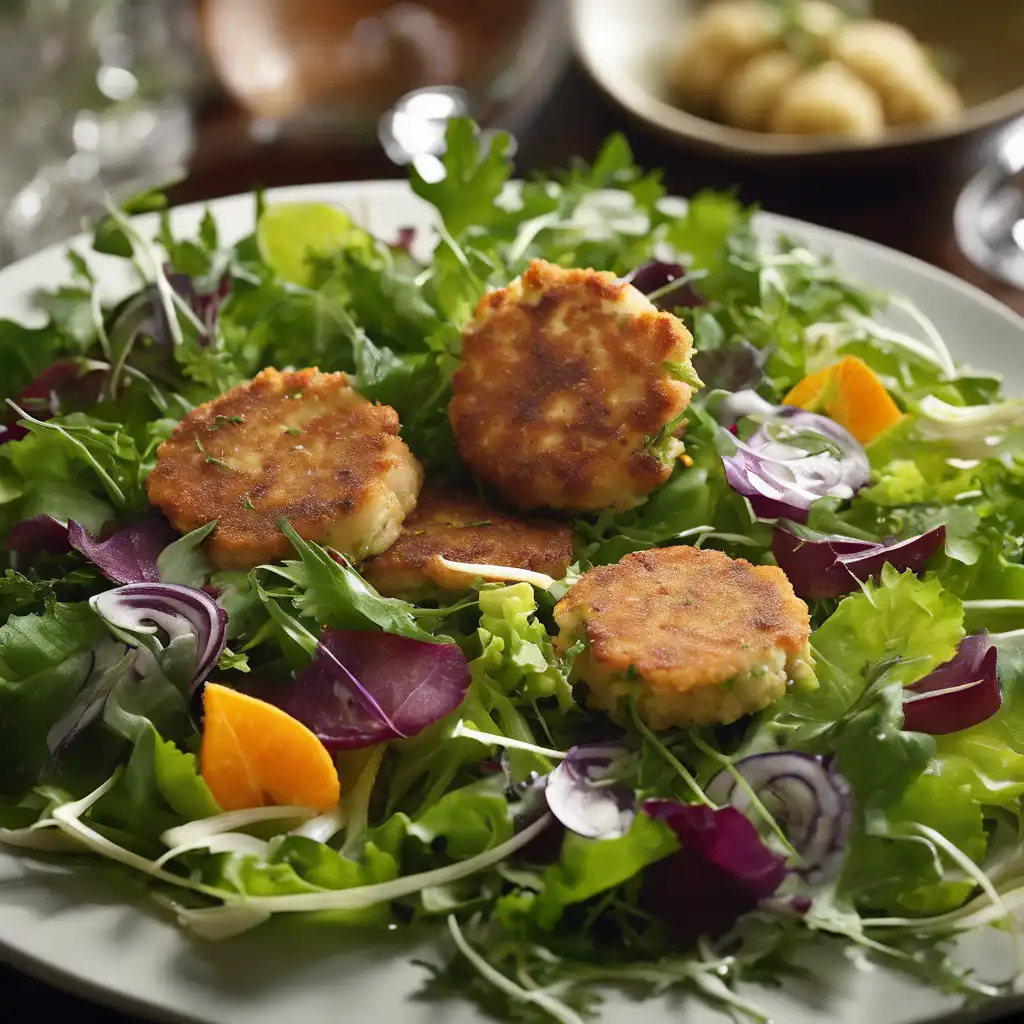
left=157, top=520, right=216, bottom=588
left=0, top=600, right=107, bottom=790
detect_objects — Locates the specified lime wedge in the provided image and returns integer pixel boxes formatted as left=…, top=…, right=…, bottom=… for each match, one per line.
left=256, top=202, right=373, bottom=287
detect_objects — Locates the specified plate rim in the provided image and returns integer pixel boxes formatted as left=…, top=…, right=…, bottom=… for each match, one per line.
left=2, top=178, right=1021, bottom=336
left=568, top=0, right=1024, bottom=160
left=0, top=176, right=1023, bottom=1024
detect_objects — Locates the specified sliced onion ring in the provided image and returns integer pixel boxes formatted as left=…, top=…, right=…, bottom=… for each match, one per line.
left=718, top=393, right=871, bottom=523
left=773, top=524, right=946, bottom=600
left=545, top=743, right=635, bottom=840
left=90, top=583, right=227, bottom=696
left=903, top=633, right=1001, bottom=735
left=706, top=752, right=853, bottom=885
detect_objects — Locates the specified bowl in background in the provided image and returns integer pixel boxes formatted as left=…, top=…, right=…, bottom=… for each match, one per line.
left=571, top=0, right=1024, bottom=168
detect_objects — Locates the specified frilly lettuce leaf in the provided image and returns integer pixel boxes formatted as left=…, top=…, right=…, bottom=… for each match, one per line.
left=477, top=584, right=573, bottom=710
left=742, top=566, right=963, bottom=805
left=841, top=771, right=986, bottom=915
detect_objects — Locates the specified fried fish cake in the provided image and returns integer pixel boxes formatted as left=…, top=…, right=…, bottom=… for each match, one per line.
left=554, top=545, right=813, bottom=729
left=449, top=260, right=699, bottom=514
left=361, top=484, right=574, bottom=600
left=147, top=368, right=423, bottom=571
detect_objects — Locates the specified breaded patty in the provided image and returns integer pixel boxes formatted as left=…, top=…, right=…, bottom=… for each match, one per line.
left=147, top=368, right=423, bottom=571
left=449, top=259, right=698, bottom=514
left=554, top=545, right=813, bottom=729
left=361, top=484, right=574, bottom=599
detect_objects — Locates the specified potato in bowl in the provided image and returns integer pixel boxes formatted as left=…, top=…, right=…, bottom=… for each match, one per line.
left=670, top=0, right=962, bottom=141
left=571, top=0, right=1024, bottom=162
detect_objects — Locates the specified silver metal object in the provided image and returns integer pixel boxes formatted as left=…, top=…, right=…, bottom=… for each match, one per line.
left=955, top=119, right=1024, bottom=290
left=378, top=85, right=517, bottom=181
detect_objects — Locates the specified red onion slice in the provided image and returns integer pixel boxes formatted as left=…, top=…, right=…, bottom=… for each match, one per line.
left=90, top=583, right=227, bottom=696
left=773, top=525, right=946, bottom=600
left=706, top=753, right=853, bottom=885
left=903, top=634, right=1001, bottom=735
left=4, top=514, right=72, bottom=565
left=545, top=743, right=636, bottom=840
left=718, top=394, right=870, bottom=522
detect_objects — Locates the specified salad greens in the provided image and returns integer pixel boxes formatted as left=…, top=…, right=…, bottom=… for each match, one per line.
left=2, top=117, right=1024, bottom=1023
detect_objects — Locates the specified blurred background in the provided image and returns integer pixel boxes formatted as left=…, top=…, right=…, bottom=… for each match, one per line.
left=1, top=0, right=1023, bottom=301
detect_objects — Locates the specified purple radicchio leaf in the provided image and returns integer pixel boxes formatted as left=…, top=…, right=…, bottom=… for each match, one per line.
left=150, top=271, right=231, bottom=349
left=641, top=799, right=788, bottom=944
left=285, top=628, right=471, bottom=750
left=68, top=515, right=178, bottom=585
left=545, top=743, right=636, bottom=839
left=5, top=515, right=72, bottom=565
left=903, top=633, right=1001, bottom=735
left=625, top=261, right=708, bottom=311
left=393, top=227, right=417, bottom=254
left=1, top=359, right=104, bottom=445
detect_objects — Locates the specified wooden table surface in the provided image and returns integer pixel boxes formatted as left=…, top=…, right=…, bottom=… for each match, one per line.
left=5, top=52, right=1024, bottom=1024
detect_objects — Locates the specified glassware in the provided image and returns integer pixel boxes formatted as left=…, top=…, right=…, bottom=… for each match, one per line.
left=194, top=0, right=560, bottom=142
left=955, top=119, right=1024, bottom=290
left=0, top=0, right=202, bottom=265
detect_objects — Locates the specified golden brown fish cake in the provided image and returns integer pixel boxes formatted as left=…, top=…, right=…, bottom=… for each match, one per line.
left=448, top=259, right=698, bottom=514
left=147, top=368, right=423, bottom=571
left=554, top=545, right=813, bottom=729
left=361, top=484, right=574, bottom=599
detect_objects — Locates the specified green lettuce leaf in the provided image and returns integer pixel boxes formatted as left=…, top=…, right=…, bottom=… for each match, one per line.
left=0, top=600, right=107, bottom=790
left=841, top=772, right=986, bottom=915
left=532, top=813, right=679, bottom=929
left=742, top=567, right=963, bottom=804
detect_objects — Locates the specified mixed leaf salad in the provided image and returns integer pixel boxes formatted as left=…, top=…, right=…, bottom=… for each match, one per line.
left=2, top=118, right=1024, bottom=1023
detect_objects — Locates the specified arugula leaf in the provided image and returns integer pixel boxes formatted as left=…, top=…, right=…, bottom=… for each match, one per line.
left=410, top=119, right=514, bottom=238
left=267, top=521, right=441, bottom=644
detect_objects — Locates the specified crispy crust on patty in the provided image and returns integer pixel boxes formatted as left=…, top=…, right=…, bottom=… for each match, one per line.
left=449, top=260, right=696, bottom=513
left=146, top=368, right=422, bottom=570
left=554, top=545, right=810, bottom=691
left=361, top=484, right=574, bottom=598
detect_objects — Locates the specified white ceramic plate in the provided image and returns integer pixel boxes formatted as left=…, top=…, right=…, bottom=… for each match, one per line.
left=1, top=180, right=1024, bottom=1024
left=570, top=0, right=1024, bottom=162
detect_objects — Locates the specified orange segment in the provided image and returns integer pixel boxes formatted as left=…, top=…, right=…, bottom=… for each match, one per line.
left=783, top=355, right=903, bottom=445
left=200, top=683, right=340, bottom=812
